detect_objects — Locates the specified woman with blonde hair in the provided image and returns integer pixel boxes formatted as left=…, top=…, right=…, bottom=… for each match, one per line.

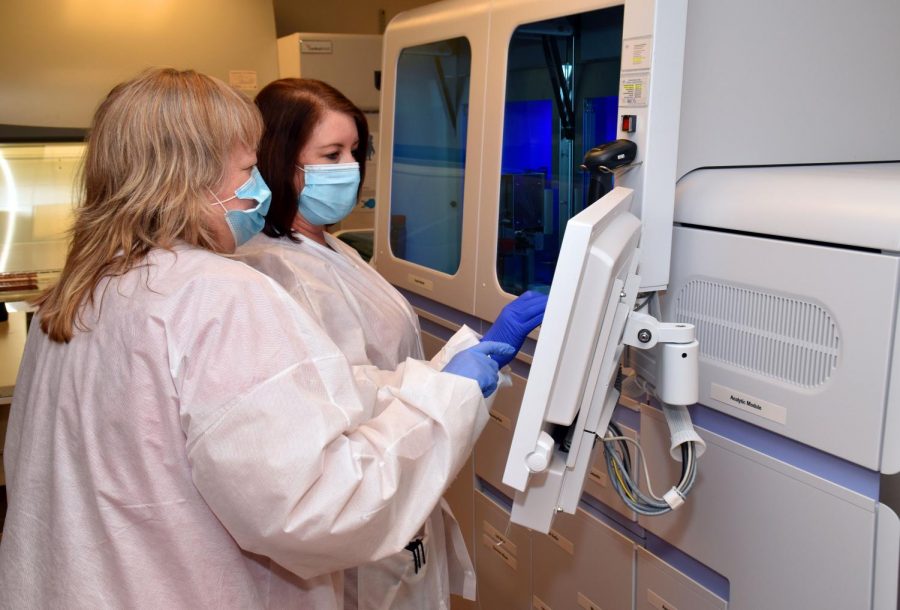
left=0, top=68, right=515, bottom=608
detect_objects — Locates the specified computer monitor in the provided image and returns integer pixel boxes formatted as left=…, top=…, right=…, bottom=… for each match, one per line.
left=502, top=186, right=642, bottom=533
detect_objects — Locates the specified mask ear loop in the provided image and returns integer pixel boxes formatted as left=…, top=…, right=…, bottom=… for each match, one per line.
left=208, top=188, right=237, bottom=213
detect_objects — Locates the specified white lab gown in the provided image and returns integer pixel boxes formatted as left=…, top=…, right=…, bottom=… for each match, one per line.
left=0, top=245, right=489, bottom=610
left=235, top=232, right=478, bottom=610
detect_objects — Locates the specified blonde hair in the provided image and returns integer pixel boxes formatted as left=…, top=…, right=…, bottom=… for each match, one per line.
left=36, top=67, right=263, bottom=342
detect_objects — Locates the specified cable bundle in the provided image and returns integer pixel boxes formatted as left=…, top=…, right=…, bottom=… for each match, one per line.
left=601, top=418, right=699, bottom=516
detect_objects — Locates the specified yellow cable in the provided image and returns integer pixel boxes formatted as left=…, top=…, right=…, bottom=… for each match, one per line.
left=610, top=455, right=636, bottom=503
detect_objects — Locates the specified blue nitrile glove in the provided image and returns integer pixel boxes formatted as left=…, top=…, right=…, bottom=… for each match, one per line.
left=442, top=341, right=516, bottom=397
left=482, top=290, right=548, bottom=367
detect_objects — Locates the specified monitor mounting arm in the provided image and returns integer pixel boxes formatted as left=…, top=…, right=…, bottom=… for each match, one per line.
left=622, top=311, right=699, bottom=407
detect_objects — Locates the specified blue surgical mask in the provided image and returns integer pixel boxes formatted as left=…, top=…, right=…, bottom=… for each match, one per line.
left=209, top=166, right=272, bottom=247
left=296, top=162, right=360, bottom=226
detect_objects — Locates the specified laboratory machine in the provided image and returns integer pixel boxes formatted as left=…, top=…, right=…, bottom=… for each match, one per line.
left=373, top=0, right=900, bottom=608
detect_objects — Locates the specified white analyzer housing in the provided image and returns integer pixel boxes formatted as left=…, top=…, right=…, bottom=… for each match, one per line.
left=375, top=0, right=900, bottom=607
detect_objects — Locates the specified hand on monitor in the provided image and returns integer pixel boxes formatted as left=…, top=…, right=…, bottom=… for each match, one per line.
left=482, top=290, right=548, bottom=367
left=442, top=341, right=515, bottom=397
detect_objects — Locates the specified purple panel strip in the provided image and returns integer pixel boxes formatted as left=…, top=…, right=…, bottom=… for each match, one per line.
left=519, top=336, right=537, bottom=357
left=399, top=288, right=485, bottom=330
left=418, top=317, right=455, bottom=343
left=612, top=404, right=640, bottom=431
left=645, top=531, right=731, bottom=601
left=509, top=357, right=531, bottom=378
left=579, top=494, right=645, bottom=540
left=683, top=402, right=880, bottom=500
left=477, top=478, right=514, bottom=512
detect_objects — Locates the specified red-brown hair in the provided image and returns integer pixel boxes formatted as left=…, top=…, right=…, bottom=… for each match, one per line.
left=254, top=78, right=369, bottom=239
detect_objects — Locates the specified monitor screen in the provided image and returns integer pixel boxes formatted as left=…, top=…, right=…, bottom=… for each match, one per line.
left=502, top=186, right=642, bottom=532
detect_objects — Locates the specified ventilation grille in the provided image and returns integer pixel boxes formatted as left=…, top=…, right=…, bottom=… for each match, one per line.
left=674, top=280, right=839, bottom=387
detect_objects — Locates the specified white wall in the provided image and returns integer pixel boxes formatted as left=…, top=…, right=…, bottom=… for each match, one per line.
left=0, top=0, right=280, bottom=128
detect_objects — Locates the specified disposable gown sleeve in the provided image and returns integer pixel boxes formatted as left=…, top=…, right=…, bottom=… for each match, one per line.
left=178, top=279, right=492, bottom=579
left=423, top=324, right=481, bottom=370
left=425, top=327, right=514, bottom=392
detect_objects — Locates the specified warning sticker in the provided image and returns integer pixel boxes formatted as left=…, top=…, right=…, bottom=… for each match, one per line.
left=622, top=36, right=653, bottom=71
left=620, top=72, right=650, bottom=108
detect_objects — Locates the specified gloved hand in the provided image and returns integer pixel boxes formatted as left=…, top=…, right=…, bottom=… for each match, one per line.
left=442, top=341, right=516, bottom=397
left=482, top=290, right=548, bottom=367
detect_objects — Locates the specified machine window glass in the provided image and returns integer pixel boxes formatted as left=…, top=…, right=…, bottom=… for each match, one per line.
left=390, top=37, right=471, bottom=275
left=497, top=8, right=623, bottom=295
